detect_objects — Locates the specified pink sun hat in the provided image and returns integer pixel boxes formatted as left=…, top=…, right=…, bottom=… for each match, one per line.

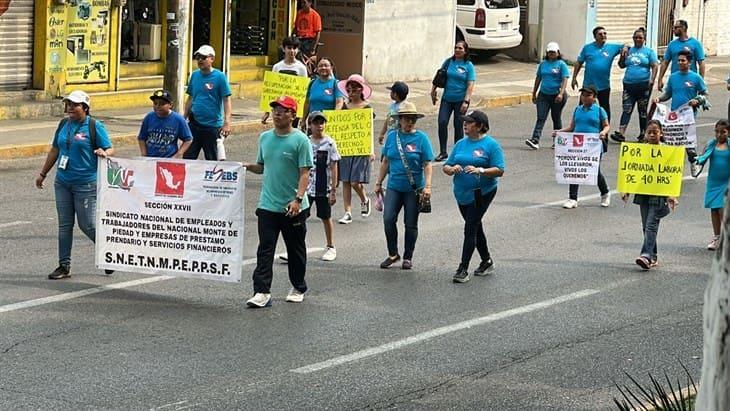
left=337, top=74, right=372, bottom=99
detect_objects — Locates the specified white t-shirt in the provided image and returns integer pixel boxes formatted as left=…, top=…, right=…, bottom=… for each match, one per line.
left=272, top=60, right=309, bottom=77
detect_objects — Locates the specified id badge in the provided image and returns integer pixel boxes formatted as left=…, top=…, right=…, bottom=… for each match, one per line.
left=58, top=155, right=69, bottom=170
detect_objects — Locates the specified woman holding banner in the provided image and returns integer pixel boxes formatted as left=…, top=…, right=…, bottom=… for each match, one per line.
left=34, top=90, right=114, bottom=280
left=336, top=74, right=374, bottom=224
left=552, top=85, right=611, bottom=209
left=443, top=110, right=504, bottom=283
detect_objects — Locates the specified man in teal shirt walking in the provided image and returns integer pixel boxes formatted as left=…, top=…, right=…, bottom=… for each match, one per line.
left=244, top=96, right=313, bottom=308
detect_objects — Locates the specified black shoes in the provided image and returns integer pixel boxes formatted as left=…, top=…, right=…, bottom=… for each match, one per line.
left=48, top=265, right=71, bottom=280
left=401, top=259, right=413, bottom=270
left=434, top=152, right=448, bottom=162
left=452, top=265, right=470, bottom=283
left=473, top=258, right=494, bottom=276
left=104, top=269, right=115, bottom=275
left=380, top=255, right=401, bottom=269
left=610, top=131, right=626, bottom=143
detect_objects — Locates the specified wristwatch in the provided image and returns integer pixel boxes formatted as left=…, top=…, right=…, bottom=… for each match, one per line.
left=295, top=195, right=304, bottom=203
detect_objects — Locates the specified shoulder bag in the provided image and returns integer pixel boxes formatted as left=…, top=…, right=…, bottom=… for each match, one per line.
left=432, top=59, right=450, bottom=89
left=395, top=132, right=431, bottom=213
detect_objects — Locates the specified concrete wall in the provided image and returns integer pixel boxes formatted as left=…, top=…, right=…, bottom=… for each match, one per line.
left=542, top=0, right=589, bottom=62
left=362, top=0, right=454, bottom=83
left=674, top=0, right=730, bottom=56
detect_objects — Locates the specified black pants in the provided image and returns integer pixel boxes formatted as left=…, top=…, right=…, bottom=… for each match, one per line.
left=569, top=166, right=609, bottom=200
left=457, top=188, right=497, bottom=268
left=597, top=88, right=611, bottom=124
left=252, top=208, right=309, bottom=294
left=620, top=82, right=650, bottom=136
left=184, top=120, right=219, bottom=160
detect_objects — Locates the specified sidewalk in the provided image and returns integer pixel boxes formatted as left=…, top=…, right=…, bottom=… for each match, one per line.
left=2, top=55, right=728, bottom=160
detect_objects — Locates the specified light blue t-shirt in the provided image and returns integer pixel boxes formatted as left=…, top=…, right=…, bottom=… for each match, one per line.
left=445, top=136, right=505, bottom=205
left=256, top=129, right=314, bottom=212
left=186, top=69, right=232, bottom=128
left=664, top=37, right=705, bottom=73
left=52, top=116, right=112, bottom=184
left=442, top=58, right=477, bottom=103
left=307, top=77, right=345, bottom=112
left=665, top=70, right=707, bottom=111
left=382, top=129, right=435, bottom=192
left=577, top=42, right=623, bottom=91
left=623, top=46, right=658, bottom=84
left=572, top=104, right=608, bottom=133
left=537, top=59, right=570, bottom=95
left=138, top=111, right=193, bottom=158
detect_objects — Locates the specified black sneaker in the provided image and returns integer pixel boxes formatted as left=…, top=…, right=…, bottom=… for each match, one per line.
left=636, top=134, right=644, bottom=142
left=48, top=265, right=70, bottom=280
left=104, top=269, right=115, bottom=275
left=473, top=258, right=494, bottom=276
left=379, top=255, right=401, bottom=269
left=452, top=266, right=470, bottom=283
left=609, top=131, right=626, bottom=143
left=525, top=139, right=539, bottom=150
left=434, top=152, right=448, bottom=162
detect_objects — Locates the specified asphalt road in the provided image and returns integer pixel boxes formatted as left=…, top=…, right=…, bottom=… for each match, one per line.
left=1, top=83, right=728, bottom=410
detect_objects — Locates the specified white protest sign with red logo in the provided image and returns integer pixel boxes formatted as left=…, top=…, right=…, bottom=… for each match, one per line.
left=96, top=157, right=245, bottom=283
left=554, top=132, right=602, bottom=185
left=651, top=103, right=697, bottom=148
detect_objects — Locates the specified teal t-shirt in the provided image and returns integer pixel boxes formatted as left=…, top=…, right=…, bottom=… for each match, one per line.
left=536, top=59, right=570, bottom=95
left=186, top=69, right=232, bottom=128
left=623, top=46, right=658, bottom=84
left=442, top=58, right=476, bottom=103
left=577, top=42, right=623, bottom=91
left=52, top=116, right=112, bottom=184
left=445, top=135, right=505, bottom=205
left=382, top=129, right=435, bottom=192
left=255, top=129, right=314, bottom=212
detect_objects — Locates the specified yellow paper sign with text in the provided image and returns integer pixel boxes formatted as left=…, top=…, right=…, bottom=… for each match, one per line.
left=259, top=71, right=310, bottom=118
left=323, top=108, right=373, bottom=157
left=616, top=143, right=685, bottom=197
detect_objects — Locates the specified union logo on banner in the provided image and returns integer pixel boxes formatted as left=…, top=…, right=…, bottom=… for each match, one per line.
left=106, top=159, right=134, bottom=191
left=155, top=162, right=186, bottom=197
left=573, top=134, right=584, bottom=147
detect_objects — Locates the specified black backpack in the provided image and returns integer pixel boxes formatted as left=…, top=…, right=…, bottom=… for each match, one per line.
left=54, top=117, right=98, bottom=149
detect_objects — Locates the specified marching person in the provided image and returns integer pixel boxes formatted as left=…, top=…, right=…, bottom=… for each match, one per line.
left=374, top=102, right=434, bottom=270
left=243, top=96, right=313, bottom=308
left=138, top=89, right=193, bottom=158
left=431, top=41, right=476, bottom=161
left=621, top=120, right=678, bottom=270
left=696, top=120, right=730, bottom=251
left=183, top=45, right=232, bottom=160
left=571, top=26, right=624, bottom=124
left=261, top=36, right=309, bottom=125
left=656, top=19, right=706, bottom=92
left=303, top=57, right=344, bottom=123
left=443, top=110, right=504, bottom=283
left=378, top=81, right=409, bottom=146
left=526, top=41, right=569, bottom=150
left=553, top=85, right=611, bottom=209
left=35, top=91, right=114, bottom=280
left=611, top=27, right=658, bottom=143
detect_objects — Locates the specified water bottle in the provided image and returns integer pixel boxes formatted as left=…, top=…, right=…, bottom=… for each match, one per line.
left=216, top=137, right=226, bottom=161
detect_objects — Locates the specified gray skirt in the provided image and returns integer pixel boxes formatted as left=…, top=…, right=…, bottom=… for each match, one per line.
left=339, top=156, right=371, bottom=183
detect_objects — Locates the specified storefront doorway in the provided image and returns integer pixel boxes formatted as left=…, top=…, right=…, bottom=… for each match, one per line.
left=231, top=0, right=268, bottom=56
left=120, top=0, right=162, bottom=62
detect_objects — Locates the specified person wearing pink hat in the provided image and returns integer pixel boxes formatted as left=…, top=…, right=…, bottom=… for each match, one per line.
left=336, top=74, right=375, bottom=224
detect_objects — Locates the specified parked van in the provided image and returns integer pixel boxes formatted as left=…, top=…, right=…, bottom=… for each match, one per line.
left=456, top=0, right=522, bottom=56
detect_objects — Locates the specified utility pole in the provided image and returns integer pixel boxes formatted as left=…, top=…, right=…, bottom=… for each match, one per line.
left=164, top=0, right=188, bottom=111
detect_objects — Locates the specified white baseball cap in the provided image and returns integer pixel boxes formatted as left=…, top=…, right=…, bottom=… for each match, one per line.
left=63, top=90, right=91, bottom=107
left=546, top=42, right=560, bottom=53
left=194, top=45, right=216, bottom=57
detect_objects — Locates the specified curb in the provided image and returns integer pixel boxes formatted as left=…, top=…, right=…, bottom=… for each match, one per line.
left=0, top=93, right=530, bottom=160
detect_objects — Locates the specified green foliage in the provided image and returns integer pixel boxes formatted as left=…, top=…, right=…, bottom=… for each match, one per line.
left=613, top=361, right=696, bottom=411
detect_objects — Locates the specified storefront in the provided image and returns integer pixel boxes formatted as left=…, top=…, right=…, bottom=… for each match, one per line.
left=0, top=0, right=35, bottom=91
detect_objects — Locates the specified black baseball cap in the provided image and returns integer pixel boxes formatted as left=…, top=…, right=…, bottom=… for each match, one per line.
left=387, top=81, right=409, bottom=100
left=579, top=85, right=598, bottom=96
left=150, top=89, right=172, bottom=103
left=462, top=110, right=489, bottom=128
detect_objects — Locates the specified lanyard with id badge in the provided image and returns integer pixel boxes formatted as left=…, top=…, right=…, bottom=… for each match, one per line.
left=58, top=122, right=83, bottom=170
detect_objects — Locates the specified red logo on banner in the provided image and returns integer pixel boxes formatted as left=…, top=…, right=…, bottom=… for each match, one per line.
left=572, top=134, right=584, bottom=147
left=155, top=162, right=186, bottom=197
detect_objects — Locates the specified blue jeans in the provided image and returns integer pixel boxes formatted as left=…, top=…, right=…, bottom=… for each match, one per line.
left=437, top=100, right=464, bottom=154
left=54, top=180, right=97, bottom=266
left=639, top=201, right=670, bottom=260
left=619, top=82, right=650, bottom=136
left=457, top=188, right=497, bottom=268
left=383, top=188, right=420, bottom=260
left=531, top=92, right=567, bottom=142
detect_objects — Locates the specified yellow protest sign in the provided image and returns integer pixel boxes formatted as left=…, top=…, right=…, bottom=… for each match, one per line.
left=323, top=108, right=373, bottom=157
left=259, top=71, right=310, bottom=118
left=616, top=143, right=685, bottom=197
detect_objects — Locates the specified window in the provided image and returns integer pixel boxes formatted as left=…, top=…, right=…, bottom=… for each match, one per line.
left=485, top=0, right=519, bottom=8
left=457, top=0, right=476, bottom=5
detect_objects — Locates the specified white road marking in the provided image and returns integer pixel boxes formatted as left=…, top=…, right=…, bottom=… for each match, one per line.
left=0, top=247, right=325, bottom=314
left=0, top=220, right=32, bottom=229
left=527, top=174, right=706, bottom=209
left=150, top=400, right=189, bottom=410
left=290, top=289, right=600, bottom=374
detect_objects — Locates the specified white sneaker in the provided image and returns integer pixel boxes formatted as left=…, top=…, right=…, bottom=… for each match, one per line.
left=708, top=236, right=720, bottom=251
left=278, top=253, right=288, bottom=264
left=286, top=288, right=305, bottom=303
left=246, top=293, right=272, bottom=308
left=321, top=246, right=337, bottom=261
left=361, top=198, right=371, bottom=217
left=691, top=162, right=702, bottom=178
left=562, top=199, right=578, bottom=209
left=600, top=194, right=611, bottom=207
left=338, top=212, right=353, bottom=224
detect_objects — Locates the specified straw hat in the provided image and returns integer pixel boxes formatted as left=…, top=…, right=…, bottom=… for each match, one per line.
left=390, top=101, right=424, bottom=118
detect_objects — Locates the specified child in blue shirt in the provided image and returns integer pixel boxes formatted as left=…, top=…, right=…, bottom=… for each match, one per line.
left=138, top=90, right=193, bottom=158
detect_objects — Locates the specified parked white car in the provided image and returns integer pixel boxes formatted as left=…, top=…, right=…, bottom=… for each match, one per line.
left=456, top=0, right=523, bottom=56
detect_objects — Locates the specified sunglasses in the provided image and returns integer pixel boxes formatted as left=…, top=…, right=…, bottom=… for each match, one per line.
left=195, top=54, right=211, bottom=60
left=272, top=106, right=294, bottom=115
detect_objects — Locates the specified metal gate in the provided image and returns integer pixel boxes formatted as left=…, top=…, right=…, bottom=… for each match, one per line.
left=0, top=0, right=34, bottom=90
left=595, top=0, right=648, bottom=44
left=656, top=0, right=675, bottom=56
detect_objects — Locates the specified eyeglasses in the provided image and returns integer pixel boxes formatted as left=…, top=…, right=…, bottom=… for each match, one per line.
left=272, top=107, right=293, bottom=115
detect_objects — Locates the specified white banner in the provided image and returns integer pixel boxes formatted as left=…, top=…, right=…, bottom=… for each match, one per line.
left=651, top=103, right=697, bottom=148
left=95, top=157, right=245, bottom=283
left=554, top=132, right=602, bottom=185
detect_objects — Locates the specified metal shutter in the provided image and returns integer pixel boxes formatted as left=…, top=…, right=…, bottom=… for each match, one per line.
left=0, top=0, right=34, bottom=91
left=596, top=0, right=648, bottom=45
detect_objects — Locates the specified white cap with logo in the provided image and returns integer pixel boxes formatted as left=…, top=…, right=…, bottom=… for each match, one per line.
left=63, top=90, right=91, bottom=107
left=546, top=42, right=560, bottom=53
left=194, top=45, right=216, bottom=57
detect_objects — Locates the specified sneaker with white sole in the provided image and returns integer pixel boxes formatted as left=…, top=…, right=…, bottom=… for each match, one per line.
left=525, top=139, right=539, bottom=150
left=691, top=162, right=703, bottom=178
left=708, top=235, right=720, bottom=251
left=562, top=199, right=578, bottom=209
left=338, top=212, right=353, bottom=224
left=600, top=194, right=611, bottom=207
left=321, top=246, right=337, bottom=261
left=286, top=288, right=305, bottom=303
left=361, top=198, right=371, bottom=217
left=246, top=293, right=272, bottom=308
